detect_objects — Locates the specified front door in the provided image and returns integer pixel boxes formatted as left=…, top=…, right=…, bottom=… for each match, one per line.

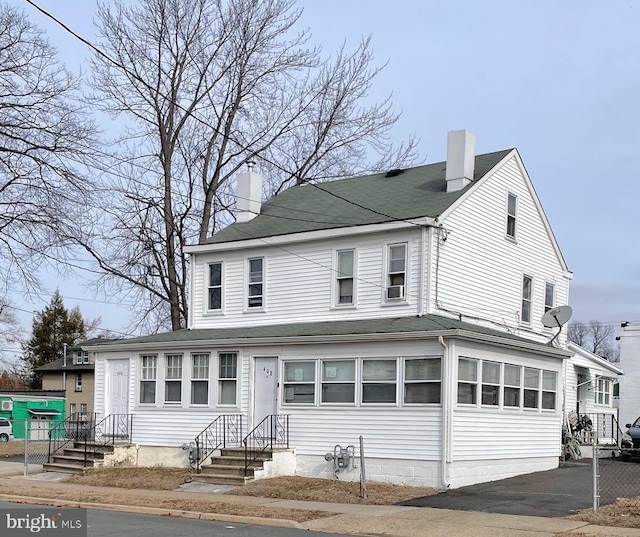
left=253, top=357, right=278, bottom=427
left=106, top=359, right=130, bottom=440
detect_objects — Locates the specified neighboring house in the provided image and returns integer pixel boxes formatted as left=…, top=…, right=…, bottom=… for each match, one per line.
left=0, top=392, right=65, bottom=440
left=89, top=130, right=577, bottom=488
left=564, top=342, right=623, bottom=444
left=618, top=322, right=640, bottom=429
left=38, top=338, right=111, bottom=417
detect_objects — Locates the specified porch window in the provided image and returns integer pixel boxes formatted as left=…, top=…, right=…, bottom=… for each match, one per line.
left=362, top=359, right=396, bottom=404
left=386, top=243, right=407, bottom=301
left=404, top=358, right=441, bottom=404
left=542, top=370, right=557, bottom=409
left=322, top=360, right=355, bottom=403
left=481, top=361, right=500, bottom=406
left=191, top=353, right=210, bottom=405
left=523, top=367, right=540, bottom=409
left=208, top=262, right=223, bottom=311
left=164, top=354, right=182, bottom=403
left=283, top=362, right=315, bottom=404
left=504, top=364, right=521, bottom=407
left=506, top=192, right=517, bottom=238
left=336, top=250, right=355, bottom=305
left=218, top=352, right=237, bottom=405
left=596, top=378, right=611, bottom=406
left=457, top=358, right=477, bottom=404
left=140, top=355, right=157, bottom=404
left=248, top=258, right=264, bottom=309
left=521, top=275, right=532, bottom=324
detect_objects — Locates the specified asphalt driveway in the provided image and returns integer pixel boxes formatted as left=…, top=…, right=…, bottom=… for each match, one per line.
left=401, top=458, right=640, bottom=518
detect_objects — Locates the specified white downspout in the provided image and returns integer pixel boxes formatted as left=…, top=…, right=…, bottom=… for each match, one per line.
left=425, top=227, right=434, bottom=316
left=418, top=225, right=427, bottom=316
left=438, top=335, right=451, bottom=488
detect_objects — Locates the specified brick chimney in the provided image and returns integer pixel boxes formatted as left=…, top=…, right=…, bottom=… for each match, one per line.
left=235, top=161, right=262, bottom=223
left=445, top=130, right=475, bottom=192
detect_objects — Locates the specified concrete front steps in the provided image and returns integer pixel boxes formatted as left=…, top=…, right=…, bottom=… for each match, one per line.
left=193, top=447, right=273, bottom=486
left=42, top=442, right=116, bottom=474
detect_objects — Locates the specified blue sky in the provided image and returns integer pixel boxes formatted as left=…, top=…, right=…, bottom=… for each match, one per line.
left=4, top=0, right=640, bottom=343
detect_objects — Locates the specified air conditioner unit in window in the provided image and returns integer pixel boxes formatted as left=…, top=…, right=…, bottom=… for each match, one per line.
left=386, top=285, right=405, bottom=300
left=1, top=400, right=13, bottom=412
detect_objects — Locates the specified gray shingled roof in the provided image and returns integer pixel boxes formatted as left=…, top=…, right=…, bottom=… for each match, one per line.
left=207, top=150, right=512, bottom=244
left=36, top=357, right=94, bottom=372
left=92, top=314, right=563, bottom=355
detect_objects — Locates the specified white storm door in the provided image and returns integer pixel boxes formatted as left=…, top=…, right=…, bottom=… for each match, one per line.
left=253, top=357, right=278, bottom=427
left=107, top=359, right=130, bottom=415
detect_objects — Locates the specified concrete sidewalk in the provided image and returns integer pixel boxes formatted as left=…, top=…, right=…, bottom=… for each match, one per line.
left=0, top=464, right=637, bottom=537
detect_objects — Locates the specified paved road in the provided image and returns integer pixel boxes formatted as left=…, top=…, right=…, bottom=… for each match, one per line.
left=0, top=502, right=350, bottom=537
left=402, top=458, right=640, bottom=517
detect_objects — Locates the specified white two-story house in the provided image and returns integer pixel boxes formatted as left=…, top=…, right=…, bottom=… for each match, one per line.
left=91, top=130, right=578, bottom=488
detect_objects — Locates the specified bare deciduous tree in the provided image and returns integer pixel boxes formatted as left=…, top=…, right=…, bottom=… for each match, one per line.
left=568, top=320, right=620, bottom=362
left=74, top=0, right=418, bottom=332
left=0, top=4, right=97, bottom=290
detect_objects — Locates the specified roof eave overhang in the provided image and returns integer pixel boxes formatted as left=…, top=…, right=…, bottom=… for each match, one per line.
left=183, top=217, right=437, bottom=254
left=89, top=328, right=571, bottom=359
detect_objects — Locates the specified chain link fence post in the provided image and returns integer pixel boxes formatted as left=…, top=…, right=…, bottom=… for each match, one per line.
left=592, top=433, right=599, bottom=512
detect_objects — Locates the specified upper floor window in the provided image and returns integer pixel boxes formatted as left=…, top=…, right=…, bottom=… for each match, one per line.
left=521, top=275, right=532, bottom=323
left=248, top=258, right=264, bottom=309
left=140, top=354, right=157, bottom=404
left=506, top=192, right=517, bottom=238
left=336, top=250, right=355, bottom=305
left=208, top=262, right=222, bottom=311
left=75, top=373, right=83, bottom=392
left=544, top=282, right=554, bottom=313
left=165, top=354, right=182, bottom=403
left=76, top=351, right=89, bottom=364
left=386, top=243, right=406, bottom=301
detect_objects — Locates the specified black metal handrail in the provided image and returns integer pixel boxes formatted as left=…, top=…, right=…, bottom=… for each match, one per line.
left=194, top=414, right=243, bottom=472
left=243, top=414, right=289, bottom=476
left=48, top=412, right=97, bottom=463
left=575, top=412, right=623, bottom=446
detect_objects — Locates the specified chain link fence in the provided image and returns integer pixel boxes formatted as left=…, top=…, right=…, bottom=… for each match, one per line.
left=595, top=446, right=640, bottom=510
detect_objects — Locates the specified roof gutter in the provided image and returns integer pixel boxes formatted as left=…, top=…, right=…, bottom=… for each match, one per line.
left=86, top=329, right=572, bottom=358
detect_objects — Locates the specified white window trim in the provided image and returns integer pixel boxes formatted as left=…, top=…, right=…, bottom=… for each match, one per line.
left=217, top=352, right=239, bottom=407
left=523, top=367, right=541, bottom=411
left=521, top=274, right=533, bottom=325
left=206, top=261, right=224, bottom=314
left=164, top=354, right=183, bottom=405
left=480, top=361, right=501, bottom=407
left=544, top=281, right=555, bottom=313
left=190, top=353, right=210, bottom=406
left=139, top=354, right=158, bottom=406
left=320, top=359, right=357, bottom=406
left=457, top=357, right=478, bottom=406
left=595, top=378, right=612, bottom=407
left=75, top=373, right=83, bottom=392
left=360, top=358, right=398, bottom=406
left=332, top=248, right=357, bottom=309
left=282, top=360, right=317, bottom=406
left=402, top=356, right=442, bottom=406
left=383, top=242, right=409, bottom=306
left=245, top=257, right=266, bottom=312
left=506, top=191, right=517, bottom=241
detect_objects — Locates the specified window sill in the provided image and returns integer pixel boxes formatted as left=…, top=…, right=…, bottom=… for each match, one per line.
left=244, top=308, right=266, bottom=314
left=505, top=235, right=518, bottom=244
left=203, top=310, right=224, bottom=317
left=382, top=300, right=409, bottom=307
left=330, top=304, right=357, bottom=311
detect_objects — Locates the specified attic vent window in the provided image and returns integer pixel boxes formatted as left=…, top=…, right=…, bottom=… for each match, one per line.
left=385, top=169, right=404, bottom=178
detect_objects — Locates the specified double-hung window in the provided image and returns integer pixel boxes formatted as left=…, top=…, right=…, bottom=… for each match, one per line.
left=523, top=368, right=540, bottom=409
left=191, top=353, right=210, bottom=405
left=208, top=262, right=222, bottom=311
left=544, top=282, right=554, bottom=313
left=336, top=250, right=355, bottom=305
left=283, top=362, right=315, bottom=404
left=521, top=275, right=532, bottom=324
left=596, top=378, right=611, bottom=406
left=248, top=258, right=264, bottom=309
left=321, top=360, right=355, bottom=403
left=80, top=403, right=88, bottom=416
left=386, top=244, right=407, bottom=300
left=457, top=358, right=478, bottom=404
left=481, top=361, right=500, bottom=406
left=542, top=371, right=557, bottom=409
left=507, top=192, right=517, bottom=238
left=165, top=354, right=182, bottom=403
left=504, top=364, right=521, bottom=407
left=140, top=355, right=157, bottom=404
left=404, top=358, right=441, bottom=404
left=362, top=359, right=396, bottom=404
left=218, top=353, right=237, bottom=405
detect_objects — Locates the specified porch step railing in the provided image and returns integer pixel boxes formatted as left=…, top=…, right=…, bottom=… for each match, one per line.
left=243, top=414, right=289, bottom=475
left=194, top=414, right=243, bottom=472
left=48, top=412, right=97, bottom=462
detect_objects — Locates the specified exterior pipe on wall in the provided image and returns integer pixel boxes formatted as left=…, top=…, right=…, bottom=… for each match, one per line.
left=438, top=335, right=451, bottom=488
left=418, top=225, right=427, bottom=316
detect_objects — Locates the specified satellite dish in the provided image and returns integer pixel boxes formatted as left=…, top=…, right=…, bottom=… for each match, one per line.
left=541, top=305, right=573, bottom=328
